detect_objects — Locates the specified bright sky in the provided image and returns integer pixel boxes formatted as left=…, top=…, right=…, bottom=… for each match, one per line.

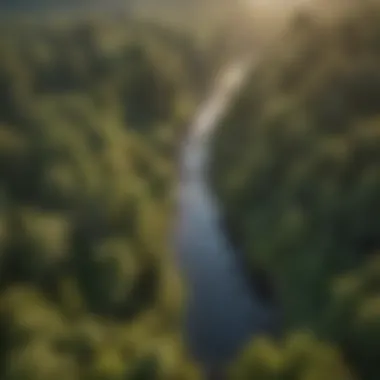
left=245, top=0, right=316, bottom=17
left=245, top=0, right=348, bottom=16
left=238, top=0, right=315, bottom=40
left=241, top=0, right=348, bottom=40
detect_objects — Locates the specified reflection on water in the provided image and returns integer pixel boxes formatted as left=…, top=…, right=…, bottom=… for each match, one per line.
left=176, top=57, right=278, bottom=370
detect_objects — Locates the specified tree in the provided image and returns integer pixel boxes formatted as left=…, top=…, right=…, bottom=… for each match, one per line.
left=0, top=17, right=201, bottom=380
left=211, top=3, right=380, bottom=379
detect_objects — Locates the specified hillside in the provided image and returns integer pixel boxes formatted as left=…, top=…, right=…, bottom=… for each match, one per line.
left=211, top=2, right=380, bottom=379
left=0, top=17, right=205, bottom=380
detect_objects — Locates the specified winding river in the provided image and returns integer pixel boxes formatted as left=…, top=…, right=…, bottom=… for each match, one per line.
left=176, top=57, right=279, bottom=375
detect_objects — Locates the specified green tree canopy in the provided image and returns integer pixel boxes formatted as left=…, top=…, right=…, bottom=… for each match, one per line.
left=211, top=3, right=380, bottom=379
left=0, top=17, right=202, bottom=380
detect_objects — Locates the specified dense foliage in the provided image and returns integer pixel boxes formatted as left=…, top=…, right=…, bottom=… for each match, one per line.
left=0, top=18, right=204, bottom=380
left=211, top=3, right=380, bottom=379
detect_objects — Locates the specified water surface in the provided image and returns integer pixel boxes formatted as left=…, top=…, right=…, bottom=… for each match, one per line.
left=176, top=57, right=277, bottom=369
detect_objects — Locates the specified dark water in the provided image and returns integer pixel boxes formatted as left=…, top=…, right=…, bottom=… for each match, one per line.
left=176, top=58, right=278, bottom=371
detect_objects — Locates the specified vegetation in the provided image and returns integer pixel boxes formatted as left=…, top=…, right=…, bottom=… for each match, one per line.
left=0, top=17, right=206, bottom=380
left=4, top=1, right=380, bottom=379
left=211, top=2, right=380, bottom=379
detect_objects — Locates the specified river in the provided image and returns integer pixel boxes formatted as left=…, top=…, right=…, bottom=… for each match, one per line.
left=175, top=57, right=279, bottom=376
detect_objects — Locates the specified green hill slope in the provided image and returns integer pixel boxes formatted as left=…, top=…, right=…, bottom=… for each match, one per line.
left=211, top=3, right=380, bottom=379
left=0, top=17, right=203, bottom=380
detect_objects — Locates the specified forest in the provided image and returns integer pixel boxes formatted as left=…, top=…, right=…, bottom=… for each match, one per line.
left=211, top=2, right=380, bottom=379
left=0, top=15, right=210, bottom=380
left=1, top=1, right=380, bottom=379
